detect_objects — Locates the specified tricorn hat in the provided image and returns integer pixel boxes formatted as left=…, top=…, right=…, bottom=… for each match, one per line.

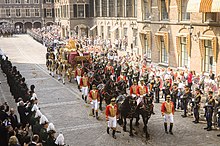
left=111, top=98, right=116, bottom=102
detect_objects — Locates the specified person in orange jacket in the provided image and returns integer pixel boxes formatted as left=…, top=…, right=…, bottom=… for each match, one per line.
left=161, top=95, right=175, bottom=135
left=89, top=85, right=100, bottom=119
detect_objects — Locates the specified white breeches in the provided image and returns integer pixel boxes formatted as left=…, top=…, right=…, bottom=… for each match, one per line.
left=164, top=113, right=174, bottom=123
left=137, top=96, right=143, bottom=105
left=76, top=76, right=81, bottom=85
left=91, top=99, right=98, bottom=110
left=82, top=86, right=88, bottom=96
left=108, top=116, right=117, bottom=128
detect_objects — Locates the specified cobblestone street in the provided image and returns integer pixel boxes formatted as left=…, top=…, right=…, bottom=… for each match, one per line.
left=0, top=35, right=220, bottom=146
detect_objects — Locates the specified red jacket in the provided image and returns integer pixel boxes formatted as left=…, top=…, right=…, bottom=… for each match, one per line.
left=106, top=104, right=118, bottom=118
left=117, top=75, right=127, bottom=83
left=161, top=101, right=175, bottom=115
left=105, top=66, right=114, bottom=74
left=80, top=76, right=89, bottom=87
left=75, top=68, right=83, bottom=77
left=130, top=85, right=138, bottom=95
left=89, top=90, right=99, bottom=101
left=137, top=85, right=148, bottom=96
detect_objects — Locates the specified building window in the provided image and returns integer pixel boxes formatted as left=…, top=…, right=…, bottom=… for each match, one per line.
left=181, top=0, right=190, bottom=21
left=115, top=28, right=119, bottom=39
left=107, top=26, right=111, bottom=38
left=33, top=0, right=39, bottom=3
left=134, top=0, right=137, bottom=17
left=6, top=9, right=10, bottom=17
left=15, top=0, right=20, bottom=3
left=16, top=9, right=21, bottom=17
left=24, top=0, right=30, bottom=3
left=46, top=9, right=52, bottom=17
left=204, top=40, right=216, bottom=73
left=101, top=26, right=104, bottom=39
left=95, top=0, right=100, bottom=17
left=26, top=9, right=30, bottom=17
left=117, top=0, right=123, bottom=17
left=204, top=13, right=217, bottom=22
left=180, top=37, right=189, bottom=67
left=144, top=35, right=151, bottom=59
left=102, top=0, right=107, bottom=17
left=126, top=0, right=133, bottom=17
left=133, top=29, right=138, bottom=46
left=161, top=37, right=168, bottom=63
left=161, top=0, right=168, bottom=20
left=5, top=0, right=10, bottom=3
left=143, top=0, right=150, bottom=20
left=109, top=0, right=115, bottom=17
left=123, top=28, right=127, bottom=37
left=78, top=4, right=84, bottom=18
left=35, top=9, right=40, bottom=17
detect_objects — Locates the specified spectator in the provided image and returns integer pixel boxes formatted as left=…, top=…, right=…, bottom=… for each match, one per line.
left=29, top=134, right=40, bottom=146
left=8, top=136, right=21, bottom=146
left=9, top=108, right=18, bottom=129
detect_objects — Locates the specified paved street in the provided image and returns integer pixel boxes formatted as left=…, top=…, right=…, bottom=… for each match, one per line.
left=0, top=35, right=220, bottom=146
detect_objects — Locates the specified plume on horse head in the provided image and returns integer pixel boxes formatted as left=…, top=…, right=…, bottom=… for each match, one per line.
left=116, top=95, right=126, bottom=111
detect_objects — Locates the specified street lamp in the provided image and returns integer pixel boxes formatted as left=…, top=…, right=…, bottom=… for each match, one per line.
left=188, top=24, right=199, bottom=42
left=188, top=24, right=194, bottom=35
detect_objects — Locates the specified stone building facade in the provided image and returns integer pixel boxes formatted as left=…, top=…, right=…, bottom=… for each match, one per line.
left=0, top=0, right=54, bottom=32
left=92, top=0, right=220, bottom=74
left=54, top=0, right=94, bottom=38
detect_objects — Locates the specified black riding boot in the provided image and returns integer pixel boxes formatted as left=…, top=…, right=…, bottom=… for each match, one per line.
left=169, top=123, right=173, bottom=135
left=164, top=123, right=168, bottom=134
left=107, top=127, right=110, bottom=134
left=92, top=109, right=95, bottom=117
left=96, top=112, right=98, bottom=119
left=82, top=95, right=84, bottom=100
left=84, top=96, right=87, bottom=103
left=112, top=130, right=116, bottom=139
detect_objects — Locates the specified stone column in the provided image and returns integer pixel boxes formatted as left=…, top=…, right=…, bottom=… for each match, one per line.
left=100, top=0, right=102, bottom=17
left=115, top=0, right=117, bottom=17
left=124, top=0, right=127, bottom=17
left=94, top=0, right=96, bottom=17
left=107, top=0, right=109, bottom=17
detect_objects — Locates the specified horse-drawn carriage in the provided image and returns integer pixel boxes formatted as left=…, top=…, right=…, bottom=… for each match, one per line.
left=58, top=39, right=91, bottom=70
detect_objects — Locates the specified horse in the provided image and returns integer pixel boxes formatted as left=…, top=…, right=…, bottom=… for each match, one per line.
left=136, top=94, right=153, bottom=139
left=103, top=78, right=118, bottom=105
left=116, top=95, right=137, bottom=136
left=117, top=94, right=153, bottom=139
left=115, top=80, right=127, bottom=95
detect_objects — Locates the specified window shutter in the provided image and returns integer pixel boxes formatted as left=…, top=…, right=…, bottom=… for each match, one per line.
left=212, top=36, right=217, bottom=62
left=186, top=34, right=191, bottom=56
left=157, top=0, right=161, bottom=12
left=73, top=4, right=77, bottom=18
left=155, top=35, right=161, bottom=51
left=164, top=32, right=169, bottom=53
left=199, top=39, right=205, bottom=58
left=146, top=31, right=151, bottom=50
left=165, top=0, right=170, bottom=12
left=176, top=36, right=181, bottom=55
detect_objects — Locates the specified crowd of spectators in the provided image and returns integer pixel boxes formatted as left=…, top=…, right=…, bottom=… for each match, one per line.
left=0, top=55, right=65, bottom=146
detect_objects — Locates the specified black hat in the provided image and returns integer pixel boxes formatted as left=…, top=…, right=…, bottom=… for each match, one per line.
left=166, top=95, right=171, bottom=98
left=208, top=91, right=213, bottom=95
left=184, top=85, right=189, bottom=88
